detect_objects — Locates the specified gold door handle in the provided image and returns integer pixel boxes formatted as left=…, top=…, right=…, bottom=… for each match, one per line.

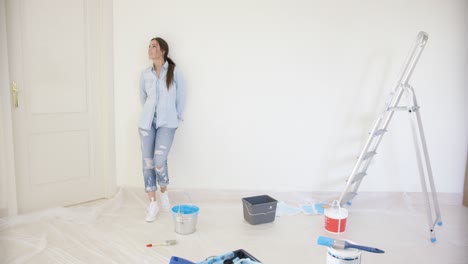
left=11, top=81, right=18, bottom=108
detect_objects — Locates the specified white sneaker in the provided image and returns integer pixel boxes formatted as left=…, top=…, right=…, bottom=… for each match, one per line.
left=145, top=198, right=159, bottom=222
left=160, top=191, right=171, bottom=212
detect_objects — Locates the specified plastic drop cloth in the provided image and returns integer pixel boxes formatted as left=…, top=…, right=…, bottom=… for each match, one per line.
left=1, top=188, right=467, bottom=264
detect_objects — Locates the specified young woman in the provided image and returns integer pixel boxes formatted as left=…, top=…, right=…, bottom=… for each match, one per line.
left=138, top=37, right=186, bottom=222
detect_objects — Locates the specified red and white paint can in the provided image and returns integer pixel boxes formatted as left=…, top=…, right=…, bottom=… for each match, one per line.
left=324, top=205, right=348, bottom=233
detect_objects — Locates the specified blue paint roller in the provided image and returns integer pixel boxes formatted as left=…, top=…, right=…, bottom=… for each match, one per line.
left=317, top=236, right=385, bottom=254
left=169, top=256, right=195, bottom=264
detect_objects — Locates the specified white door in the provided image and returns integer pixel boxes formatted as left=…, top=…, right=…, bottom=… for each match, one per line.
left=5, top=0, right=114, bottom=213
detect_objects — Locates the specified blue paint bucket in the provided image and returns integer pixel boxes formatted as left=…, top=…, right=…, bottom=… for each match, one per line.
left=171, top=205, right=199, bottom=235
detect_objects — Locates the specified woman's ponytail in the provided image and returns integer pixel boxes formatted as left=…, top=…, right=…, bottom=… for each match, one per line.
left=166, top=57, right=176, bottom=90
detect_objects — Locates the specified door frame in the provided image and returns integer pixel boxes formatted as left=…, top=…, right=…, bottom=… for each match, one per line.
left=0, top=0, right=17, bottom=217
left=0, top=0, right=116, bottom=217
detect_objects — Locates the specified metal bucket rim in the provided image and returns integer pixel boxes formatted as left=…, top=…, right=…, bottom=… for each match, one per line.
left=171, top=204, right=200, bottom=215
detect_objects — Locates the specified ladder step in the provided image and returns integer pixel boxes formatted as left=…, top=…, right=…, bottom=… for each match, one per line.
left=373, top=129, right=387, bottom=136
left=345, top=172, right=367, bottom=184
left=351, top=172, right=367, bottom=184
left=387, top=106, right=407, bottom=111
left=362, top=151, right=376, bottom=160
left=340, top=192, right=357, bottom=206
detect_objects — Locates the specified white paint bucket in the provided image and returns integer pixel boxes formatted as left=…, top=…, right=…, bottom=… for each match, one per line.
left=327, top=245, right=361, bottom=264
left=324, top=205, right=348, bottom=233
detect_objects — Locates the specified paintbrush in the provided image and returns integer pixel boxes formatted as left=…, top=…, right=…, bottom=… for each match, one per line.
left=146, top=240, right=177, bottom=247
left=317, top=236, right=384, bottom=253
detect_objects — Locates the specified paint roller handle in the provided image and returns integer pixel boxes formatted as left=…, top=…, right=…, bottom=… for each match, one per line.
left=169, top=256, right=195, bottom=264
left=344, top=241, right=385, bottom=254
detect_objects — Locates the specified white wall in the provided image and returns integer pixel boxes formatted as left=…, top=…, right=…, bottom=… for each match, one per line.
left=114, top=0, right=468, bottom=193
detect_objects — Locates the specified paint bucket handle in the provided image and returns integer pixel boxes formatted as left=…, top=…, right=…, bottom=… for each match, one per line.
left=331, top=200, right=342, bottom=232
left=177, top=191, right=194, bottom=216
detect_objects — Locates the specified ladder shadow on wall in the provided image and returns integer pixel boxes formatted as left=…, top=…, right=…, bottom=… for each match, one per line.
left=317, top=52, right=395, bottom=191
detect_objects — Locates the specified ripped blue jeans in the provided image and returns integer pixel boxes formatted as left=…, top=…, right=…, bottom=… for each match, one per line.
left=139, top=118, right=176, bottom=192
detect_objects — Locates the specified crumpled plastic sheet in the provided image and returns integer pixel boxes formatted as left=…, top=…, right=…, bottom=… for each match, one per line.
left=0, top=188, right=172, bottom=264
left=1, top=188, right=467, bottom=264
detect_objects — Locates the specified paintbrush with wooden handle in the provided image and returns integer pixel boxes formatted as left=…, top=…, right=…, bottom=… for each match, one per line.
left=146, top=239, right=177, bottom=247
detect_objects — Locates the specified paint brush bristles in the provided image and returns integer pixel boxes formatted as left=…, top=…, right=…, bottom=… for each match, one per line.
left=146, top=240, right=177, bottom=247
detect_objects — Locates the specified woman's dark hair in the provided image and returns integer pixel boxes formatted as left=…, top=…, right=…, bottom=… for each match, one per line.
left=152, top=37, right=175, bottom=90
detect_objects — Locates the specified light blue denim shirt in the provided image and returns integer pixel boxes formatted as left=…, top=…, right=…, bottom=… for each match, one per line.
left=139, top=61, right=186, bottom=130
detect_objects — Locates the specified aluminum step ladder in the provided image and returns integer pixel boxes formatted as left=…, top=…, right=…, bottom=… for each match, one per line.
left=337, top=31, right=443, bottom=242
